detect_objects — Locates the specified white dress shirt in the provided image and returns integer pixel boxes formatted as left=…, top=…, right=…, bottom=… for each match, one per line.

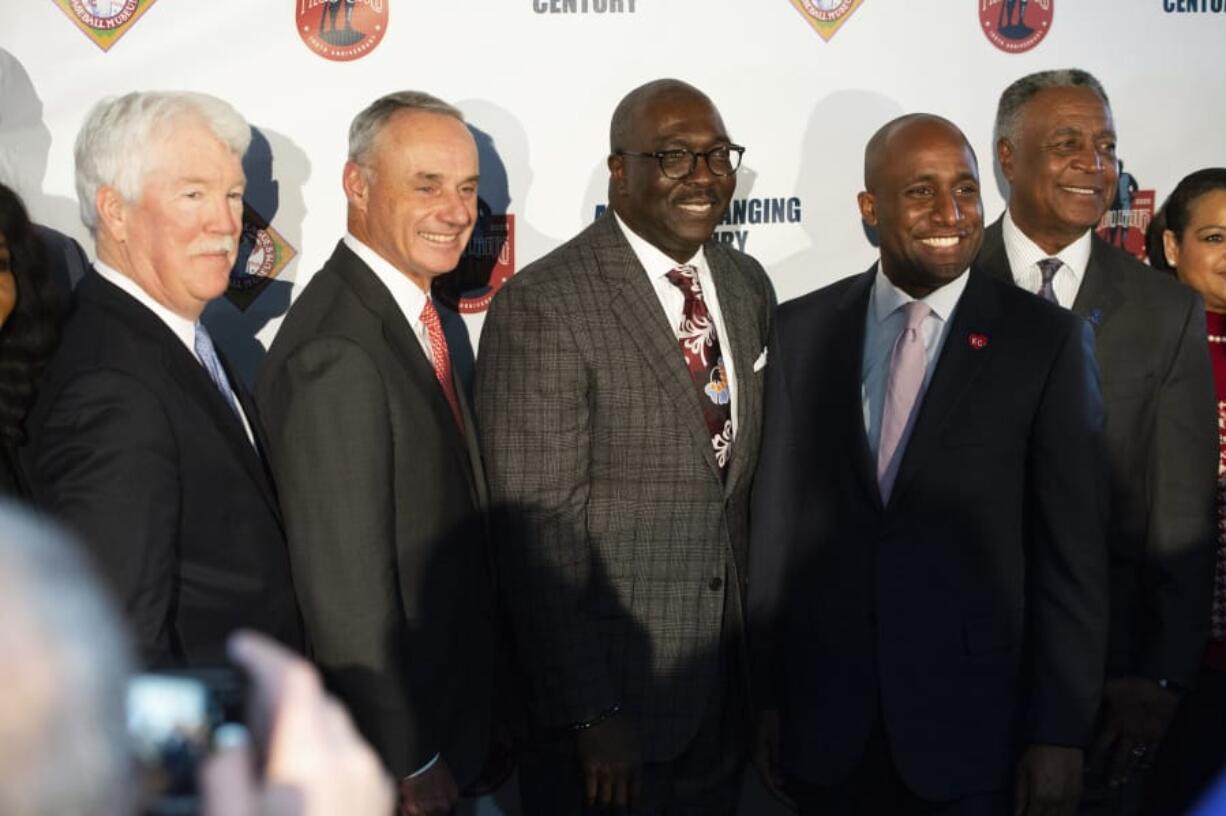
left=861, top=264, right=969, bottom=457
left=613, top=213, right=741, bottom=436
left=94, top=260, right=255, bottom=444
left=344, top=234, right=439, bottom=366
left=1001, top=208, right=1092, bottom=308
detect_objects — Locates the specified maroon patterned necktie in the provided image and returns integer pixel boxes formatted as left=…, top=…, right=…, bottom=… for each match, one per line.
left=665, top=265, right=733, bottom=475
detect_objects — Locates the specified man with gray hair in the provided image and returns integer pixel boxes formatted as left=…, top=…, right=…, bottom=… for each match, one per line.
left=257, top=90, right=495, bottom=816
left=21, top=91, right=304, bottom=668
left=977, top=68, right=1217, bottom=814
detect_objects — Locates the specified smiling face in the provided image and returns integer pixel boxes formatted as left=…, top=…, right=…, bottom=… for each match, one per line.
left=345, top=109, right=479, bottom=291
left=999, top=86, right=1118, bottom=255
left=858, top=117, right=983, bottom=298
left=609, top=88, right=736, bottom=264
left=1166, top=189, right=1226, bottom=314
left=96, top=115, right=245, bottom=321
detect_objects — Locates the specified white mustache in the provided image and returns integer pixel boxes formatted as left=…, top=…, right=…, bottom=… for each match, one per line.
left=190, top=238, right=237, bottom=256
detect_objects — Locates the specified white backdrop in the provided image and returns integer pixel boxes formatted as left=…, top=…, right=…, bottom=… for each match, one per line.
left=2, top=2, right=1224, bottom=812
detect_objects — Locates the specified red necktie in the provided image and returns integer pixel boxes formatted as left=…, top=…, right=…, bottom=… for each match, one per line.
left=665, top=265, right=733, bottom=475
left=419, top=298, right=464, bottom=431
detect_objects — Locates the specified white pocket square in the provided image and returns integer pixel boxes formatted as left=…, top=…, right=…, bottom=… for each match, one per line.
left=753, top=348, right=768, bottom=372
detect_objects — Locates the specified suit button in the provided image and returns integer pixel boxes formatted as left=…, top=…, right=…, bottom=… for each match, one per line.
left=709, top=577, right=723, bottom=591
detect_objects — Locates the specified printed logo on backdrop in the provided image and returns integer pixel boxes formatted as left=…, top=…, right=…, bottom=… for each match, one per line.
left=1163, top=0, right=1226, bottom=12
left=52, top=0, right=159, bottom=51
left=432, top=200, right=515, bottom=315
left=1095, top=162, right=1154, bottom=262
left=790, top=0, right=866, bottom=41
left=980, top=0, right=1053, bottom=53
left=225, top=203, right=297, bottom=311
left=593, top=196, right=803, bottom=253
left=531, top=0, right=638, bottom=12
left=296, top=0, right=388, bottom=62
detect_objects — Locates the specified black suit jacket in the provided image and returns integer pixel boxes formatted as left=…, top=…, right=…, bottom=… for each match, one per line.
left=979, top=219, right=1217, bottom=687
left=256, top=241, right=494, bottom=783
left=21, top=270, right=304, bottom=667
left=750, top=266, right=1110, bottom=799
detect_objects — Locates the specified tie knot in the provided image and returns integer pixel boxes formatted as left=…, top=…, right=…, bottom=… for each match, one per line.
left=902, top=300, right=931, bottom=330
left=1037, top=257, right=1062, bottom=284
left=419, top=297, right=441, bottom=328
left=665, top=265, right=702, bottom=299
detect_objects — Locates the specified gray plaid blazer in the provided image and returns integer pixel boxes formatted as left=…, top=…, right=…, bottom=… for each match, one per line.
left=475, top=212, right=774, bottom=761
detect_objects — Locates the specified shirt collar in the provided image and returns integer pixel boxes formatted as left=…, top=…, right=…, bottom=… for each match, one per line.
left=1002, top=208, right=1093, bottom=279
left=870, top=262, right=969, bottom=326
left=343, top=233, right=430, bottom=329
left=613, top=210, right=708, bottom=279
left=93, top=260, right=197, bottom=354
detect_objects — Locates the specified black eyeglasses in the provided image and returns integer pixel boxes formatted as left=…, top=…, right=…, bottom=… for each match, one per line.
left=615, top=144, right=745, bottom=180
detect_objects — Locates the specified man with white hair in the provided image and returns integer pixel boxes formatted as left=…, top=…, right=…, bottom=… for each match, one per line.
left=20, top=90, right=304, bottom=668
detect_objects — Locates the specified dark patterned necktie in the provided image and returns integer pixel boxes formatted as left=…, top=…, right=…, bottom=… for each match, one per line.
left=665, top=265, right=733, bottom=474
left=1037, top=257, right=1062, bottom=305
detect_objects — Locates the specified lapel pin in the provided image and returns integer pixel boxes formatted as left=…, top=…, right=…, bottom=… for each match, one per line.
left=968, top=333, right=988, bottom=350
left=1088, top=308, right=1103, bottom=326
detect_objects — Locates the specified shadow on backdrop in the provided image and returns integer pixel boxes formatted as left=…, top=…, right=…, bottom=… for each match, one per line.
left=203, top=127, right=310, bottom=389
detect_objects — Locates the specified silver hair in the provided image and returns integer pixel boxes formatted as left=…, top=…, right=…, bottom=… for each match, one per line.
left=74, top=90, right=251, bottom=232
left=348, top=90, right=464, bottom=165
left=993, top=69, right=1111, bottom=147
left=0, top=502, right=135, bottom=816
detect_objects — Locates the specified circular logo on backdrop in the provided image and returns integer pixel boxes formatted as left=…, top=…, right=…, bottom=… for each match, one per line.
left=296, top=0, right=388, bottom=62
left=980, top=0, right=1053, bottom=53
left=70, top=0, right=140, bottom=30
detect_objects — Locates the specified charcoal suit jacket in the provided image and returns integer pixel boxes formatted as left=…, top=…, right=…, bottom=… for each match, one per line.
left=256, top=241, right=494, bottom=783
left=978, top=219, right=1217, bottom=688
left=22, top=269, right=304, bottom=667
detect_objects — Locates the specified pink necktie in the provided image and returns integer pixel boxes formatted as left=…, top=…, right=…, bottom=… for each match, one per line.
left=877, top=300, right=931, bottom=501
left=419, top=298, right=464, bottom=432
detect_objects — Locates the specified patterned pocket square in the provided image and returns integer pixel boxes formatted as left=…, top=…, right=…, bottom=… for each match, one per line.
left=753, top=348, right=768, bottom=372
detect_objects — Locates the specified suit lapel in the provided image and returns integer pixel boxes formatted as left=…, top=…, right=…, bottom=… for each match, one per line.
left=595, top=215, right=724, bottom=480
left=889, top=268, right=1001, bottom=506
left=833, top=270, right=882, bottom=509
left=707, top=245, right=760, bottom=497
left=79, top=273, right=281, bottom=517
left=1071, top=236, right=1125, bottom=337
left=328, top=245, right=480, bottom=498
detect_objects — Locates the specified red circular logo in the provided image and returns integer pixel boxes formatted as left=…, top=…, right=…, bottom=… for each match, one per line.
left=296, top=0, right=388, bottom=62
left=980, top=0, right=1053, bottom=54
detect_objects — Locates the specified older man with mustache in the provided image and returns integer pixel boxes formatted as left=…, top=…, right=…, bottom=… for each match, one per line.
left=22, top=90, right=304, bottom=668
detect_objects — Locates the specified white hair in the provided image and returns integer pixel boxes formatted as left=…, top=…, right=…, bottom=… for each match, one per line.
left=74, top=90, right=251, bottom=232
left=0, top=503, right=135, bottom=816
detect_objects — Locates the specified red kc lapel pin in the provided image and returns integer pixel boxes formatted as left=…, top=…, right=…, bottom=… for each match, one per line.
left=968, top=333, right=988, bottom=350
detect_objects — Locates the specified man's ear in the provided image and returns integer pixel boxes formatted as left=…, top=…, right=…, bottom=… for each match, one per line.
left=95, top=185, right=129, bottom=243
left=607, top=153, right=627, bottom=198
left=856, top=191, right=878, bottom=227
left=342, top=160, right=369, bottom=212
left=997, top=138, right=1016, bottom=185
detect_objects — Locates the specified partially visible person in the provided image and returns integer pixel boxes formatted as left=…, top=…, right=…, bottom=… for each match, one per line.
left=0, top=497, right=393, bottom=816
left=21, top=91, right=304, bottom=667
left=0, top=183, right=61, bottom=494
left=978, top=68, right=1217, bottom=813
left=1139, top=168, right=1226, bottom=816
left=0, top=500, right=134, bottom=816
